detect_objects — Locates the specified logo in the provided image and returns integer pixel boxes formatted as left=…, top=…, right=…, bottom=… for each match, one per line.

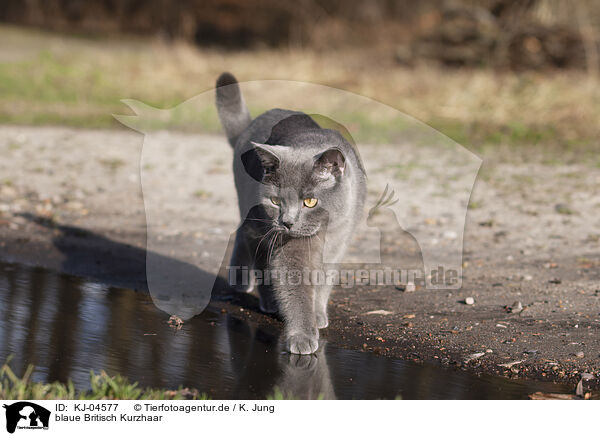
left=2, top=402, right=50, bottom=434
left=115, top=79, right=481, bottom=319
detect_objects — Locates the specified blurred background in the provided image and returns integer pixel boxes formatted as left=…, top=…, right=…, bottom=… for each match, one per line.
left=0, top=0, right=598, bottom=151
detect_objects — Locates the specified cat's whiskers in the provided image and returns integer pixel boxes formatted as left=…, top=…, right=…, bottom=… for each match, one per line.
left=313, top=233, right=323, bottom=248
left=267, top=230, right=281, bottom=266
left=267, top=233, right=275, bottom=266
left=255, top=228, right=276, bottom=259
left=305, top=236, right=311, bottom=262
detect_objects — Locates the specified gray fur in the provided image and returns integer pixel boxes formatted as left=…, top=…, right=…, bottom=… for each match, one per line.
left=216, top=72, right=252, bottom=146
left=216, top=73, right=367, bottom=354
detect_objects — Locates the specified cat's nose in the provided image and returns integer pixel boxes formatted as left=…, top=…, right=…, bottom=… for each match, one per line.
left=281, top=219, right=293, bottom=230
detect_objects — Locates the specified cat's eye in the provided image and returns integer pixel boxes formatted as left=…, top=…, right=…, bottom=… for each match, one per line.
left=270, top=196, right=281, bottom=206
left=303, top=198, right=318, bottom=208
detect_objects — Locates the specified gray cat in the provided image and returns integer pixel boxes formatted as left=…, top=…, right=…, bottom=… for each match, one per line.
left=216, top=72, right=366, bottom=354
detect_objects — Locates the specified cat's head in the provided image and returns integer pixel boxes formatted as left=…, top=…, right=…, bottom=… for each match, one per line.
left=241, top=136, right=347, bottom=238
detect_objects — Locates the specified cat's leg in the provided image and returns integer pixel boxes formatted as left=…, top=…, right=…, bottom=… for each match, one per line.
left=250, top=249, right=279, bottom=313
left=314, top=284, right=332, bottom=329
left=314, top=246, right=344, bottom=329
left=229, top=229, right=255, bottom=293
left=275, top=279, right=319, bottom=355
left=256, top=282, right=278, bottom=313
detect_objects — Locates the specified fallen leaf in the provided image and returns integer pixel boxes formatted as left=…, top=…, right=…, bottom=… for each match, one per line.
left=364, top=310, right=393, bottom=315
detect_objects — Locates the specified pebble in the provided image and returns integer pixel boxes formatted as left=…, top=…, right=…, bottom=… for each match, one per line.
left=464, top=352, right=485, bottom=362
left=465, top=297, right=475, bottom=305
left=404, top=282, right=416, bottom=293
left=509, top=301, right=523, bottom=313
left=575, top=351, right=585, bottom=358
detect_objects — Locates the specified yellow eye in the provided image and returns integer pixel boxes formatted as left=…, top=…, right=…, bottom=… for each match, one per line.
left=270, top=196, right=281, bottom=205
left=303, top=198, right=318, bottom=208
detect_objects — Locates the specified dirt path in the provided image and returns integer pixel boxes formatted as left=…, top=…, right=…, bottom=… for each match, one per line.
left=0, top=125, right=598, bottom=394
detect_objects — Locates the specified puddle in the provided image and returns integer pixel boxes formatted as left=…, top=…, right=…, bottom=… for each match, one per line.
left=0, top=262, right=572, bottom=399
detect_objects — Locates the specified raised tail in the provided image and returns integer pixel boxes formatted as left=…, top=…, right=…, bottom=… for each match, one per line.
left=216, top=72, right=252, bottom=147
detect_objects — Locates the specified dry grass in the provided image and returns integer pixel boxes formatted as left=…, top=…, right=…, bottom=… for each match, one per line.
left=0, top=24, right=598, bottom=152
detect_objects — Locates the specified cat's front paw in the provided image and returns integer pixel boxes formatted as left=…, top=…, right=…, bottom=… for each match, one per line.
left=286, top=332, right=319, bottom=355
left=285, top=353, right=318, bottom=370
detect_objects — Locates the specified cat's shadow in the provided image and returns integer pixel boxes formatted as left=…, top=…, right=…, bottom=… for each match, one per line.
left=18, top=212, right=280, bottom=321
left=17, top=212, right=229, bottom=297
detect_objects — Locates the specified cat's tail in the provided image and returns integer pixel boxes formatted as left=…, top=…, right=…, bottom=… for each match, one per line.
left=216, top=72, right=252, bottom=147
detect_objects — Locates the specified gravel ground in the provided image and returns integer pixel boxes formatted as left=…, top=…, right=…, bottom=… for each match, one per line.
left=0, top=125, right=598, bottom=395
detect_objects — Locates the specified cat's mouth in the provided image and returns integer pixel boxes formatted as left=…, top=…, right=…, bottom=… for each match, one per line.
left=287, top=226, right=320, bottom=238
left=272, top=223, right=320, bottom=238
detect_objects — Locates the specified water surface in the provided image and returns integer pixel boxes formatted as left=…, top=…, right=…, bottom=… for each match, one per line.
left=0, top=262, right=571, bottom=399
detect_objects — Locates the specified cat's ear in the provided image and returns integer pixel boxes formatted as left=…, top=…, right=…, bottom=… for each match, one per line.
left=250, top=142, right=280, bottom=171
left=241, top=142, right=280, bottom=181
left=314, top=148, right=345, bottom=179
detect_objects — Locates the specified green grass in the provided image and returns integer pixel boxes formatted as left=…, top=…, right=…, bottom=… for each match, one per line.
left=0, top=359, right=207, bottom=400
left=265, top=387, right=326, bottom=400
left=0, top=359, right=335, bottom=400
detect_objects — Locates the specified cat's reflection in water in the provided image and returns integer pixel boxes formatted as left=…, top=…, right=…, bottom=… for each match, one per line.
left=276, top=342, right=336, bottom=400
left=221, top=314, right=335, bottom=399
